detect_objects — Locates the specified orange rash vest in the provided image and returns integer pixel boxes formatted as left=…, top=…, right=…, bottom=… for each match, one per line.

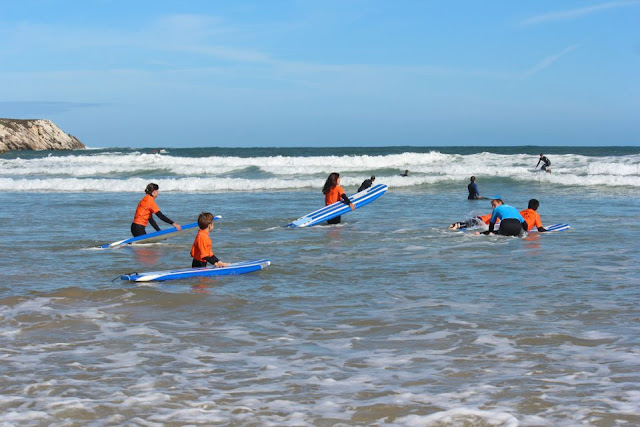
left=520, top=208, right=542, bottom=231
left=133, top=194, right=160, bottom=226
left=191, top=229, right=214, bottom=262
left=325, top=185, right=346, bottom=205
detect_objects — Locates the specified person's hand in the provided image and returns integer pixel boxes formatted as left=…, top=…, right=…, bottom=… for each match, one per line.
left=349, top=203, right=355, bottom=211
left=174, top=223, right=182, bottom=231
left=214, top=261, right=229, bottom=268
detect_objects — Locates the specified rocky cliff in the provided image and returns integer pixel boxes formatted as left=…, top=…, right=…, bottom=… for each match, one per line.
left=0, top=119, right=85, bottom=153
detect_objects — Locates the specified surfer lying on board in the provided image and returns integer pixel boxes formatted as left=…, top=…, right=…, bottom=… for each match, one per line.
left=191, top=212, right=229, bottom=268
left=131, top=183, right=181, bottom=237
left=323, top=172, right=355, bottom=224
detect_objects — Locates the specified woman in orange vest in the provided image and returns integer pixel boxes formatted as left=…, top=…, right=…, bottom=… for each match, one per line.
left=131, top=183, right=181, bottom=237
left=322, top=172, right=355, bottom=225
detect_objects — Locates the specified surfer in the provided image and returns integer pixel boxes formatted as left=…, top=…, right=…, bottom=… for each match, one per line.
left=131, top=183, right=181, bottom=237
left=449, top=213, right=494, bottom=230
left=322, top=172, right=355, bottom=224
left=191, top=212, right=229, bottom=268
left=401, top=169, right=409, bottom=177
left=358, top=175, right=375, bottom=192
left=520, top=199, right=547, bottom=232
left=479, top=197, right=528, bottom=237
left=467, top=176, right=484, bottom=200
left=536, top=154, right=551, bottom=173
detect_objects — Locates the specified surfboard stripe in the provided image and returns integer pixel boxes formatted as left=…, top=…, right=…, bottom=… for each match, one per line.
left=121, top=259, right=270, bottom=282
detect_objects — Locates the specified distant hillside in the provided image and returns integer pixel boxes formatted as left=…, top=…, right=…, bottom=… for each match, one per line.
left=0, top=119, right=85, bottom=153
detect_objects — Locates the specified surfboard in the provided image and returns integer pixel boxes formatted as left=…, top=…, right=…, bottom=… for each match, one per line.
left=120, top=259, right=270, bottom=282
left=100, top=215, right=222, bottom=249
left=287, top=183, right=388, bottom=228
left=459, top=222, right=570, bottom=233
left=530, top=223, right=570, bottom=233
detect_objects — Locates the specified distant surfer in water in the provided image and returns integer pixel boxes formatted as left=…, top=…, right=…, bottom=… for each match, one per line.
left=401, top=170, right=409, bottom=177
left=323, top=172, right=355, bottom=224
left=479, top=197, right=528, bottom=237
left=191, top=212, right=228, bottom=268
left=536, top=154, right=551, bottom=173
left=467, top=176, right=484, bottom=200
left=358, top=175, right=375, bottom=192
left=131, top=183, right=181, bottom=237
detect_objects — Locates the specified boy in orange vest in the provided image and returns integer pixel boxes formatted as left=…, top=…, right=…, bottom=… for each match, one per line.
left=191, top=212, right=229, bottom=268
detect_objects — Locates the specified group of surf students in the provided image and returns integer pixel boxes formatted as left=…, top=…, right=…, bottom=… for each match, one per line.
left=131, top=154, right=553, bottom=267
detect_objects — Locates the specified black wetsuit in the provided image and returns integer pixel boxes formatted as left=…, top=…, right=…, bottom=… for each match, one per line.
left=192, top=254, right=220, bottom=268
left=358, top=179, right=373, bottom=192
left=537, top=156, right=551, bottom=171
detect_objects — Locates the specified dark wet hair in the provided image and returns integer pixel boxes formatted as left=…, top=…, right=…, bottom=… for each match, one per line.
left=371, top=175, right=375, bottom=181
left=470, top=176, right=476, bottom=182
left=528, top=199, right=540, bottom=210
left=322, top=172, right=340, bottom=194
left=197, top=212, right=214, bottom=229
left=145, top=183, right=159, bottom=195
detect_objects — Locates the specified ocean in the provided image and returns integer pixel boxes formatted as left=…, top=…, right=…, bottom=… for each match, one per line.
left=0, top=146, right=639, bottom=425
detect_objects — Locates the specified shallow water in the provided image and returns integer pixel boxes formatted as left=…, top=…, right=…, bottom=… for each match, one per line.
left=1, top=147, right=639, bottom=425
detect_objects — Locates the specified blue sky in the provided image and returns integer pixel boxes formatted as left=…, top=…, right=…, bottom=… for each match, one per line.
left=1, top=0, right=638, bottom=147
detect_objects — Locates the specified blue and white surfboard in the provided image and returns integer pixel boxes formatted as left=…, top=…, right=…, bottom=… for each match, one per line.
left=99, top=215, right=222, bottom=248
left=287, top=183, right=388, bottom=228
left=531, top=223, right=570, bottom=233
left=121, top=259, right=270, bottom=282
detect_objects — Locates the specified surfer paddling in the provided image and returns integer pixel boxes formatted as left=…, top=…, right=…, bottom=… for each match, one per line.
left=131, top=183, right=181, bottom=237
left=322, top=172, right=355, bottom=225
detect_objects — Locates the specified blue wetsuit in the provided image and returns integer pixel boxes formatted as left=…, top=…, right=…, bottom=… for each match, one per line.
left=488, top=204, right=527, bottom=236
left=468, top=182, right=480, bottom=199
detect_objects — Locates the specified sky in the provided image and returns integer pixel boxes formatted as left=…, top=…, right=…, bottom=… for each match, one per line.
left=1, top=0, right=639, bottom=148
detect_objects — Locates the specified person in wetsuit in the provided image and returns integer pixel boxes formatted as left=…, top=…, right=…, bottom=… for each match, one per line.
left=481, top=198, right=528, bottom=236
left=467, top=176, right=484, bottom=200
left=322, top=172, right=355, bottom=224
left=131, top=183, right=181, bottom=237
left=519, top=199, right=547, bottom=232
left=358, top=175, right=375, bottom=192
left=536, top=154, right=551, bottom=172
left=449, top=213, right=493, bottom=230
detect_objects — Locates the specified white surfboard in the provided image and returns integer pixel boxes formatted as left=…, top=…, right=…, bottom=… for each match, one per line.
left=120, top=259, right=270, bottom=282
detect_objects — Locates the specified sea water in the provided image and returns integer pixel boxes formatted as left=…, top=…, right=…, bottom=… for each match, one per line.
left=0, top=146, right=638, bottom=425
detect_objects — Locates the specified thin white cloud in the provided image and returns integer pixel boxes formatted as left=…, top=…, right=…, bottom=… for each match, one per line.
left=521, top=0, right=640, bottom=26
left=523, top=45, right=580, bottom=77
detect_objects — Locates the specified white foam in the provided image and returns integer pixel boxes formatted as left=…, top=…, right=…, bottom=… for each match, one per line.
left=0, top=151, right=638, bottom=191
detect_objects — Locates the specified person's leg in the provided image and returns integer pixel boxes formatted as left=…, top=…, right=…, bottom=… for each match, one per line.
left=498, top=219, right=521, bottom=236
left=327, top=216, right=341, bottom=225
left=192, top=259, right=207, bottom=268
left=131, top=223, right=146, bottom=237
